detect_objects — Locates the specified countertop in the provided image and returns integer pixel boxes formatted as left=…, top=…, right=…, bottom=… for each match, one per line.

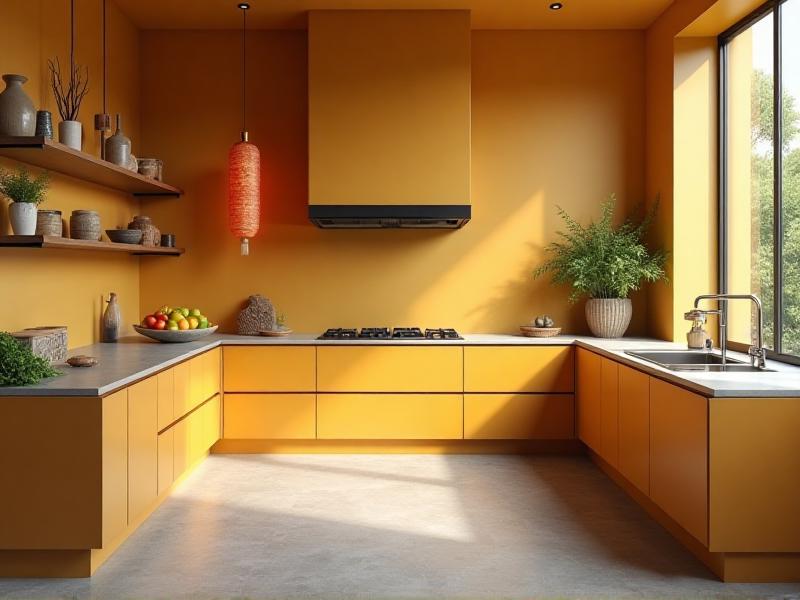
left=2, top=333, right=800, bottom=398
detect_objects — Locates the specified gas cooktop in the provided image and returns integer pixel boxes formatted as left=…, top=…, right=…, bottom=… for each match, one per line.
left=317, top=327, right=463, bottom=340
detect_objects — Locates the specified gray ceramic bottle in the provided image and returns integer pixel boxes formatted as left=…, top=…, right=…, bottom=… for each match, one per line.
left=102, top=292, right=122, bottom=342
left=0, top=74, right=36, bottom=136
left=105, top=114, right=131, bottom=167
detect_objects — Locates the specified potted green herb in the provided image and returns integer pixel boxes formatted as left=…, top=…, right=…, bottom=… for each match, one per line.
left=534, top=195, right=667, bottom=338
left=0, top=167, right=49, bottom=235
left=0, top=332, right=60, bottom=386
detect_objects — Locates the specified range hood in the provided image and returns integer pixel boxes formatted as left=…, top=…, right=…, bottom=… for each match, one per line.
left=308, top=10, right=471, bottom=229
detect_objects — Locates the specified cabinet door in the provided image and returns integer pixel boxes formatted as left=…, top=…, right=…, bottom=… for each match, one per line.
left=204, top=395, right=221, bottom=449
left=204, top=348, right=221, bottom=400
left=128, top=377, right=158, bottom=523
left=157, top=368, right=174, bottom=432
left=224, top=346, right=316, bottom=392
left=224, top=393, right=316, bottom=439
left=464, top=394, right=574, bottom=439
left=618, top=365, right=650, bottom=495
left=173, top=360, right=191, bottom=419
left=157, top=429, right=174, bottom=495
left=102, top=389, right=128, bottom=546
left=317, top=394, right=463, bottom=439
left=599, top=358, right=619, bottom=467
left=188, top=403, right=206, bottom=464
left=576, top=348, right=602, bottom=452
left=189, top=353, right=206, bottom=410
left=464, top=346, right=573, bottom=393
left=650, top=377, right=708, bottom=545
left=173, top=417, right=188, bottom=480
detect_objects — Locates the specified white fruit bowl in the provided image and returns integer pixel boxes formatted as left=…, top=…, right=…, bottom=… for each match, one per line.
left=133, top=324, right=218, bottom=343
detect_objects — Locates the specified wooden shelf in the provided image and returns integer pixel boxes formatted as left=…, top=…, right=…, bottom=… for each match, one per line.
left=0, top=136, right=182, bottom=197
left=0, top=235, right=184, bottom=256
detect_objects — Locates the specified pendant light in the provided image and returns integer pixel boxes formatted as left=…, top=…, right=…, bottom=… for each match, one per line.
left=228, top=2, right=260, bottom=256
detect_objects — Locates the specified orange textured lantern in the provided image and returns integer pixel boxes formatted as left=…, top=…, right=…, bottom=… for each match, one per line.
left=228, top=2, right=260, bottom=256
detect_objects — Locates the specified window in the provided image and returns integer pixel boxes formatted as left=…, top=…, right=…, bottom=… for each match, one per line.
left=720, top=0, right=800, bottom=362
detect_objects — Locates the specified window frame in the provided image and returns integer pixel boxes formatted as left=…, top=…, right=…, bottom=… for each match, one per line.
left=718, top=0, right=800, bottom=365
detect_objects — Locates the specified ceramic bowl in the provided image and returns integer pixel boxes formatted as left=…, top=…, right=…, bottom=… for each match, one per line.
left=106, top=228, right=143, bottom=244
left=133, top=324, right=218, bottom=343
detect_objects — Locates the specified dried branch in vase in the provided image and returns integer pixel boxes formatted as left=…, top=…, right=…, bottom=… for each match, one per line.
left=47, top=56, right=89, bottom=122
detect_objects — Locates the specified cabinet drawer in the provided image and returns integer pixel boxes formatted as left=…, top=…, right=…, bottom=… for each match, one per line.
left=173, top=360, right=191, bottom=419
left=317, top=394, right=463, bottom=439
left=464, top=394, right=574, bottom=439
left=204, top=395, right=221, bottom=449
left=464, top=346, right=573, bottom=393
left=128, top=377, right=158, bottom=523
left=204, top=348, right=221, bottom=400
left=157, top=368, right=174, bottom=431
left=157, top=429, right=174, bottom=495
left=224, top=394, right=316, bottom=439
left=224, top=347, right=316, bottom=392
left=317, top=346, right=462, bottom=392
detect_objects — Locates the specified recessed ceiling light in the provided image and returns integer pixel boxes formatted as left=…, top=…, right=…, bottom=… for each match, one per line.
left=549, top=2, right=563, bottom=9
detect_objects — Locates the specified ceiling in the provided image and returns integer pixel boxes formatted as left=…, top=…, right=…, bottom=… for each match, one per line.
left=112, top=0, right=675, bottom=30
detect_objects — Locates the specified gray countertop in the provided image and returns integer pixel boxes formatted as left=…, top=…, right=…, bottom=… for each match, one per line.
left=2, top=333, right=800, bottom=398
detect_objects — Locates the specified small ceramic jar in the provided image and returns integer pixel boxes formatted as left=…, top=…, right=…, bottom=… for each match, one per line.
left=35, top=210, right=62, bottom=236
left=137, top=158, right=159, bottom=179
left=128, top=215, right=161, bottom=246
left=70, top=210, right=101, bottom=241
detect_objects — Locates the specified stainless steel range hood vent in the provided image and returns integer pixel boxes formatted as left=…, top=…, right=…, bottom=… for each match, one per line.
left=309, top=205, right=471, bottom=229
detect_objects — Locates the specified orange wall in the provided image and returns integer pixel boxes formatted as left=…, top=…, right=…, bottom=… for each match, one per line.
left=0, top=0, right=142, bottom=347
left=138, top=29, right=646, bottom=334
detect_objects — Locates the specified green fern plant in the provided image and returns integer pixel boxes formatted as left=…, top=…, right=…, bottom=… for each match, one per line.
left=534, top=195, right=668, bottom=302
left=0, top=167, right=49, bottom=205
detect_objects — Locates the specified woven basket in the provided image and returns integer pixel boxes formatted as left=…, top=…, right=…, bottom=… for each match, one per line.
left=520, top=326, right=561, bottom=338
left=585, top=298, right=632, bottom=338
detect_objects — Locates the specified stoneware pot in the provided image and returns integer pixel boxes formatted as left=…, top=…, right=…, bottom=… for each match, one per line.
left=585, top=298, right=632, bottom=338
left=0, top=74, right=36, bottom=136
left=105, top=114, right=131, bottom=167
left=58, top=120, right=82, bottom=151
left=9, top=202, right=37, bottom=235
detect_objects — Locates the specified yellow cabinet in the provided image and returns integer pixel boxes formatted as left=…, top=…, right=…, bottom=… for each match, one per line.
left=576, top=348, right=602, bottom=452
left=224, top=394, right=316, bottom=439
left=618, top=364, right=649, bottom=495
left=317, top=346, right=462, bottom=392
left=173, top=360, right=191, bottom=419
left=188, top=403, right=206, bottom=465
left=157, top=429, right=174, bottom=495
left=464, top=394, right=574, bottom=439
left=224, top=346, right=316, bottom=392
left=317, top=394, right=463, bottom=439
left=204, top=395, right=221, bottom=449
left=464, top=346, right=573, bottom=393
left=102, top=389, right=128, bottom=547
left=189, top=353, right=206, bottom=410
left=599, top=357, right=619, bottom=467
left=173, top=417, right=188, bottom=480
left=650, top=377, right=708, bottom=546
left=204, top=348, right=221, bottom=400
left=128, top=377, right=158, bottom=523
left=156, top=368, right=174, bottom=432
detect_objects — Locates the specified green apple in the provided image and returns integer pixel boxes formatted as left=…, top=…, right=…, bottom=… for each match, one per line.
left=169, top=310, right=184, bottom=322
left=190, top=308, right=202, bottom=317
left=167, top=321, right=179, bottom=331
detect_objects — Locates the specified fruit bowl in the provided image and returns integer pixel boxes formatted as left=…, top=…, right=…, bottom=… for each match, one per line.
left=133, top=324, right=218, bottom=343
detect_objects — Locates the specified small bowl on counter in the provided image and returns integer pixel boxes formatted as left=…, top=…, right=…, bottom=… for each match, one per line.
left=106, top=229, right=143, bottom=244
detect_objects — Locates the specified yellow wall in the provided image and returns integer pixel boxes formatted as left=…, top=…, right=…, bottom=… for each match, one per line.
left=0, top=0, right=142, bottom=347
left=138, top=29, right=646, bottom=334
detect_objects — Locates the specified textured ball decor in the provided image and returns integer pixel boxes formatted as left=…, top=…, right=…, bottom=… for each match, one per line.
left=237, top=294, right=275, bottom=335
left=228, top=133, right=260, bottom=256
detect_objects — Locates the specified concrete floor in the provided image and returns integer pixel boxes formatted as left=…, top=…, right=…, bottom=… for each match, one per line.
left=1, top=454, right=799, bottom=600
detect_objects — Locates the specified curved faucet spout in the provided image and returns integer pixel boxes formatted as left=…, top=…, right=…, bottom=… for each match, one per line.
left=692, top=294, right=766, bottom=369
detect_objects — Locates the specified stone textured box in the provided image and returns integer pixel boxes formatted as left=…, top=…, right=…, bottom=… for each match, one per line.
left=12, top=326, right=67, bottom=364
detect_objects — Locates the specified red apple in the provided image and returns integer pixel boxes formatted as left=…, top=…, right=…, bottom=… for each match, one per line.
left=153, top=319, right=167, bottom=330
left=143, top=315, right=158, bottom=328
left=155, top=313, right=169, bottom=322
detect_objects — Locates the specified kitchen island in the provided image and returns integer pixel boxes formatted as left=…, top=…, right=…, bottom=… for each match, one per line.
left=1, top=333, right=798, bottom=582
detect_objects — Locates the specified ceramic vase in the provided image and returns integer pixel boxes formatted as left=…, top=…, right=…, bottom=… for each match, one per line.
left=0, top=74, right=36, bottom=136
left=59, top=120, right=82, bottom=151
left=105, top=114, right=131, bottom=167
left=102, top=292, right=121, bottom=343
left=8, top=202, right=38, bottom=235
left=585, top=298, right=632, bottom=339
left=35, top=110, right=53, bottom=139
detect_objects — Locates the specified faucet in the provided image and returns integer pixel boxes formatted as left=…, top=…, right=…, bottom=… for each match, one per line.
left=691, top=294, right=767, bottom=369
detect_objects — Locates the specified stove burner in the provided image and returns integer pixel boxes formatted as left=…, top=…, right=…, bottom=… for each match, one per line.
left=392, top=327, right=424, bottom=339
left=359, top=327, right=391, bottom=339
left=318, top=328, right=358, bottom=339
left=425, top=328, right=463, bottom=340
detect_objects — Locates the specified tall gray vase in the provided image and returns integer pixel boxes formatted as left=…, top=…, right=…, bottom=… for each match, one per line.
left=105, top=114, right=131, bottom=167
left=0, top=74, right=36, bottom=136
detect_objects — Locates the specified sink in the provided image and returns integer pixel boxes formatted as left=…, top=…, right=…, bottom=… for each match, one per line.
left=625, top=350, right=774, bottom=372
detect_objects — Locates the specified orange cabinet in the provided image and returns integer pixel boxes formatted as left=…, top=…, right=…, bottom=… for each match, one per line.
left=156, top=368, right=174, bottom=432
left=599, top=357, right=619, bottom=467
left=463, top=394, right=574, bottom=439
left=224, top=393, right=316, bottom=439
left=127, top=377, right=158, bottom=523
left=317, top=346, right=462, bottom=392
left=102, top=389, right=128, bottom=547
left=317, top=393, right=463, bottom=439
left=618, top=364, right=649, bottom=495
left=464, top=346, right=573, bottom=393
left=650, top=377, right=708, bottom=546
left=157, top=429, right=174, bottom=495
left=576, top=348, right=602, bottom=452
left=224, top=346, right=316, bottom=392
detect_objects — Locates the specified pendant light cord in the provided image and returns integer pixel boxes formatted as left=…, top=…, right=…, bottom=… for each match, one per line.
left=241, top=6, right=247, bottom=135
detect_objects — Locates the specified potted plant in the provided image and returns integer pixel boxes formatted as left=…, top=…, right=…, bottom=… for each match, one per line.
left=534, top=195, right=667, bottom=338
left=0, top=167, right=50, bottom=235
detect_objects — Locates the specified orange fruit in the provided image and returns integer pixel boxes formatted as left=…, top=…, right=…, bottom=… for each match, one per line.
left=178, top=319, right=190, bottom=331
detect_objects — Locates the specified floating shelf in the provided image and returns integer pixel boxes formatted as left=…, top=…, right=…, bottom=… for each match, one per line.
left=0, top=136, right=182, bottom=197
left=0, top=235, right=184, bottom=256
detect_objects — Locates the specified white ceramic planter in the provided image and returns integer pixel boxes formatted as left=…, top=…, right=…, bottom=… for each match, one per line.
left=585, top=298, right=632, bottom=338
left=58, top=120, right=82, bottom=151
left=9, top=202, right=37, bottom=235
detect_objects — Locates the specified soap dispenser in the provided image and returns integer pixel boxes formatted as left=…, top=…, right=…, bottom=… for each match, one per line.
left=684, top=310, right=710, bottom=350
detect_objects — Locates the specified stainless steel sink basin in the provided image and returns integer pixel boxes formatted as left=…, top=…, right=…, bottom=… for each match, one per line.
left=625, top=350, right=774, bottom=372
